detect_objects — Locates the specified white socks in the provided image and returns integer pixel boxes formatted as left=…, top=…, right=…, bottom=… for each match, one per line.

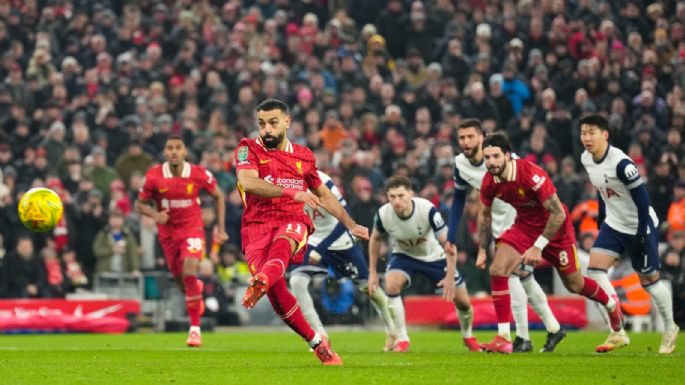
left=645, top=280, right=677, bottom=332
left=189, top=325, right=201, bottom=334
left=290, top=273, right=327, bottom=338
left=367, top=287, right=397, bottom=337
left=588, top=268, right=619, bottom=326
left=509, top=275, right=529, bottom=340
left=498, top=322, right=511, bottom=341
left=457, top=306, right=474, bottom=338
left=521, top=275, right=561, bottom=333
left=388, top=295, right=409, bottom=342
left=308, top=332, right=322, bottom=348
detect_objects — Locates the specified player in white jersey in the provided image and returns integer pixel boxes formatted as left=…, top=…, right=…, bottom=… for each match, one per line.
left=449, top=119, right=564, bottom=352
left=289, top=171, right=395, bottom=341
left=367, top=175, right=482, bottom=353
left=579, top=114, right=678, bottom=354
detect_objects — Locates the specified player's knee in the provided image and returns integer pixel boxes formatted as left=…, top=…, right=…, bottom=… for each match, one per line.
left=639, top=272, right=659, bottom=287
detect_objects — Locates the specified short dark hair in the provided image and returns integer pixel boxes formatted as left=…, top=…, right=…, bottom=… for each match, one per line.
left=166, top=134, right=185, bottom=144
left=385, top=175, right=413, bottom=191
left=482, top=132, right=511, bottom=154
left=579, top=114, right=609, bottom=132
left=256, top=98, right=289, bottom=114
left=456, top=118, right=483, bottom=133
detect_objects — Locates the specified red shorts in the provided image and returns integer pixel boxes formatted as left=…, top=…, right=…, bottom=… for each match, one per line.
left=496, top=222, right=580, bottom=275
left=159, top=227, right=205, bottom=277
left=241, top=222, right=310, bottom=275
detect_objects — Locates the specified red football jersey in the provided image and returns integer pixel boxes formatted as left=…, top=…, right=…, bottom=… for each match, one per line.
left=235, top=137, right=322, bottom=230
left=480, top=159, right=570, bottom=242
left=139, top=161, right=217, bottom=232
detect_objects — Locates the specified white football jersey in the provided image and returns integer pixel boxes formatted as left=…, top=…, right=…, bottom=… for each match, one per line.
left=305, top=171, right=355, bottom=250
left=454, top=153, right=517, bottom=238
left=581, top=145, right=658, bottom=234
left=375, top=197, right=446, bottom=262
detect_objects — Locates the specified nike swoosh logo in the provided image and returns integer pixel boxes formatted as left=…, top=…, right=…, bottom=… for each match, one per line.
left=159, top=188, right=169, bottom=193
left=641, top=267, right=652, bottom=273
left=259, top=159, right=271, bottom=165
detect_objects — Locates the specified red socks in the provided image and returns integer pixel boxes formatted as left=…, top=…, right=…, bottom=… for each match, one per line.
left=491, top=275, right=513, bottom=323
left=580, top=276, right=609, bottom=306
left=261, top=237, right=293, bottom=287
left=183, top=275, right=203, bottom=327
left=267, top=278, right=316, bottom=341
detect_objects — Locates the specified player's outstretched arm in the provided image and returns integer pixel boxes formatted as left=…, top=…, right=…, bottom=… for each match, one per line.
left=367, top=227, right=383, bottom=296
left=237, top=168, right=321, bottom=208
left=312, top=184, right=369, bottom=240
left=475, top=203, right=492, bottom=269
left=540, top=193, right=566, bottom=241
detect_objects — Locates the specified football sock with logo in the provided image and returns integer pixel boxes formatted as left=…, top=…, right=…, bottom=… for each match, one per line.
left=644, top=280, right=677, bottom=332
left=183, top=275, right=202, bottom=327
left=261, top=237, right=292, bottom=287
left=290, top=273, right=327, bottom=337
left=509, top=275, right=529, bottom=340
left=388, top=294, right=409, bottom=342
left=521, top=274, right=561, bottom=333
left=267, top=278, right=316, bottom=342
left=491, top=275, right=512, bottom=340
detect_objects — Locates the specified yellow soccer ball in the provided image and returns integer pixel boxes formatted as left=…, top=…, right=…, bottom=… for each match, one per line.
left=17, top=187, right=64, bottom=232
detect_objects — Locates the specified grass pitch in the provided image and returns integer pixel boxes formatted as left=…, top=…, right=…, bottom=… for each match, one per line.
left=0, top=330, right=681, bottom=385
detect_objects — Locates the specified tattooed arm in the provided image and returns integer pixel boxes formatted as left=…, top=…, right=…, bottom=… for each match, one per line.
left=475, top=203, right=492, bottom=269
left=539, top=193, right=566, bottom=242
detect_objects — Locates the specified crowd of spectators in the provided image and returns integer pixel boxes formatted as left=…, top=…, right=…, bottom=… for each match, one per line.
left=0, top=0, right=683, bottom=324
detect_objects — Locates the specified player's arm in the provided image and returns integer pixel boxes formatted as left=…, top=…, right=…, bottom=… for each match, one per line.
left=236, top=168, right=321, bottom=208
left=312, top=183, right=369, bottom=240
left=446, top=167, right=468, bottom=245
left=209, top=186, right=228, bottom=242
left=538, top=193, right=566, bottom=245
left=597, top=191, right=605, bottom=227
left=136, top=174, right=168, bottom=225
left=616, top=159, right=651, bottom=235
left=367, top=213, right=385, bottom=295
left=477, top=202, right=493, bottom=250
left=436, top=229, right=457, bottom=300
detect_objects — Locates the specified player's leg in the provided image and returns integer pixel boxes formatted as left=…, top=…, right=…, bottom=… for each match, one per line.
left=243, top=223, right=308, bottom=308
left=178, top=233, right=205, bottom=347
left=508, top=274, right=531, bottom=352
left=632, top=227, right=678, bottom=354
left=451, top=278, right=481, bottom=352
left=289, top=249, right=329, bottom=339
left=340, top=245, right=396, bottom=348
left=267, top=277, right=342, bottom=365
left=515, top=269, right=564, bottom=352
left=587, top=224, right=623, bottom=328
left=549, top=244, right=629, bottom=352
left=483, top=242, right=523, bottom=353
left=384, top=268, right=410, bottom=352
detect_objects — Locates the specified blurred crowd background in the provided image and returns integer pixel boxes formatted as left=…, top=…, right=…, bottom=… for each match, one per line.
left=0, top=0, right=684, bottom=325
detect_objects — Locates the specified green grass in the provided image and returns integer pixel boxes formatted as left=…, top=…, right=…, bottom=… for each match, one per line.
left=0, top=330, right=682, bottom=385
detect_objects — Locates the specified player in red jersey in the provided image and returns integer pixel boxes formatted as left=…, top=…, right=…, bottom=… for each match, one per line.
left=136, top=135, right=228, bottom=348
left=236, top=99, right=368, bottom=366
left=476, top=133, right=624, bottom=353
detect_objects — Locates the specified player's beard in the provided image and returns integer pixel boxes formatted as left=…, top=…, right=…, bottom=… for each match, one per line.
left=487, top=162, right=506, bottom=177
left=261, top=132, right=284, bottom=149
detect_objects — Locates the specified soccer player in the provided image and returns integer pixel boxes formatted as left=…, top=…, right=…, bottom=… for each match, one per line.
left=289, top=170, right=395, bottom=343
left=236, top=99, right=369, bottom=366
left=367, top=175, right=481, bottom=353
left=448, top=119, right=565, bottom=353
left=579, top=114, right=678, bottom=354
left=477, top=133, right=623, bottom=353
left=136, top=135, right=228, bottom=347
